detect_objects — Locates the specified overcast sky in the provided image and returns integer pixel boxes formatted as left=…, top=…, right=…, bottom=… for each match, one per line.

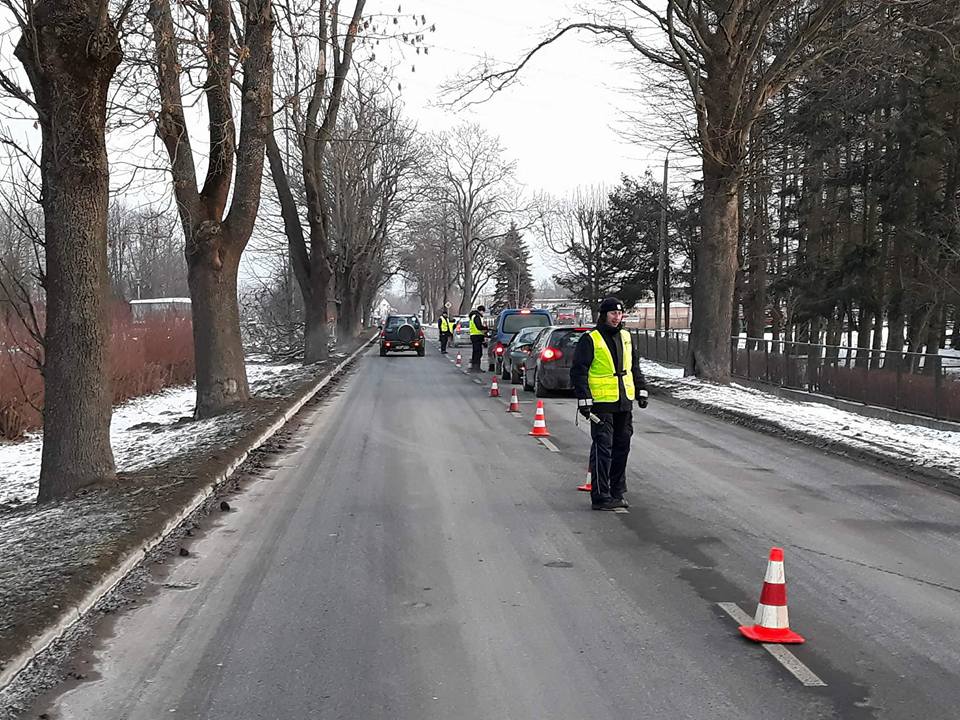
left=367, top=0, right=667, bottom=195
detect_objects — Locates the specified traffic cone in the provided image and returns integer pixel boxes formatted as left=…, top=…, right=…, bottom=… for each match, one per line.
left=455, top=352, right=462, bottom=368
left=738, top=547, right=805, bottom=644
left=577, top=467, right=592, bottom=492
left=489, top=375, right=500, bottom=397
left=529, top=400, right=550, bottom=437
left=506, top=387, right=521, bottom=413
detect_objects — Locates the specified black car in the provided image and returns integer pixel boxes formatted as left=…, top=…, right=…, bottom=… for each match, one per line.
left=379, top=315, right=425, bottom=356
left=501, top=326, right=546, bottom=384
left=522, top=326, right=591, bottom=396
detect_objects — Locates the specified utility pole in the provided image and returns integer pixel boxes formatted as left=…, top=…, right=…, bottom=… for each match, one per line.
left=657, top=141, right=680, bottom=332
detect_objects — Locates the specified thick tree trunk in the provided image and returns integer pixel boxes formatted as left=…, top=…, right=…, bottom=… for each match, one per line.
left=686, top=165, right=740, bottom=382
left=187, top=234, right=249, bottom=416
left=16, top=0, right=121, bottom=502
left=855, top=308, right=873, bottom=369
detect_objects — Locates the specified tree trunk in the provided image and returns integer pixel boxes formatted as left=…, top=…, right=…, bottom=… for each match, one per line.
left=16, top=0, right=121, bottom=502
left=686, top=164, right=740, bottom=382
left=187, top=233, right=249, bottom=416
left=304, top=262, right=330, bottom=362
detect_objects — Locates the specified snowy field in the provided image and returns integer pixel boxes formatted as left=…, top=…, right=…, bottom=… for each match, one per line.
left=641, top=359, right=960, bottom=479
left=0, top=362, right=315, bottom=509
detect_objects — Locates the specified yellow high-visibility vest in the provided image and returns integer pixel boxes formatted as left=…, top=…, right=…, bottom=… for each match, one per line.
left=440, top=317, right=453, bottom=333
left=587, top=329, right=635, bottom=403
left=469, top=313, right=484, bottom=336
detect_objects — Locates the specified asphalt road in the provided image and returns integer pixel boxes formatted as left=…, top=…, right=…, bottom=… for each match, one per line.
left=36, top=341, right=960, bottom=719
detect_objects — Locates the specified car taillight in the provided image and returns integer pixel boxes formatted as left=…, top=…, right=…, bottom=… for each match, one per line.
left=540, top=347, right=562, bottom=362
left=380, top=330, right=385, bottom=337
left=494, top=342, right=505, bottom=355
left=419, top=328, right=424, bottom=338
left=385, top=341, right=391, bottom=347
left=520, top=309, right=531, bottom=314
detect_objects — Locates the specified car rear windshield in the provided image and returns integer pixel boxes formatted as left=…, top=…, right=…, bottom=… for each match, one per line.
left=550, top=328, right=588, bottom=350
left=386, top=316, right=418, bottom=329
left=512, top=327, right=543, bottom=345
left=502, top=313, right=551, bottom=334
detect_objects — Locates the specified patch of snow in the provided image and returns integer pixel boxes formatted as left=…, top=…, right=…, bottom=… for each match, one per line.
left=0, top=360, right=315, bottom=509
left=642, top=358, right=960, bottom=479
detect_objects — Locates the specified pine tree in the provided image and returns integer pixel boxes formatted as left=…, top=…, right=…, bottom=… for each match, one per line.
left=492, top=223, right=535, bottom=310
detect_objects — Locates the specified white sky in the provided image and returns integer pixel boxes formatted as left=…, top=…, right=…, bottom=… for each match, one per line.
left=367, top=0, right=667, bottom=195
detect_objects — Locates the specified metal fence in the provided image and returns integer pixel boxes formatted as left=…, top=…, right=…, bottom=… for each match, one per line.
left=633, top=330, right=960, bottom=423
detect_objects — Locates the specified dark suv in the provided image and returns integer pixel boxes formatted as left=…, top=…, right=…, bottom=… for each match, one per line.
left=379, top=315, right=425, bottom=356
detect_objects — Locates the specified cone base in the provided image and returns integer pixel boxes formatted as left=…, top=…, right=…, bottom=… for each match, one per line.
left=529, top=428, right=551, bottom=437
left=577, top=483, right=592, bottom=492
left=738, top=624, right=805, bottom=644
left=506, top=406, right=520, bottom=413
left=490, top=392, right=500, bottom=397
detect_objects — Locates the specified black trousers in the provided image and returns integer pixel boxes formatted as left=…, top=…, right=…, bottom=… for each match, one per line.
left=439, top=332, right=450, bottom=352
left=589, top=411, right=633, bottom=503
left=470, top=335, right=484, bottom=369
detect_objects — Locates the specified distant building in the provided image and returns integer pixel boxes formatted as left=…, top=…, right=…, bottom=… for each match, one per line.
left=129, top=297, right=192, bottom=324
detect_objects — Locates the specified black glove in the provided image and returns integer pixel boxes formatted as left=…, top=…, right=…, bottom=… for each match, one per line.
left=577, top=398, right=593, bottom=419
left=637, top=388, right=649, bottom=409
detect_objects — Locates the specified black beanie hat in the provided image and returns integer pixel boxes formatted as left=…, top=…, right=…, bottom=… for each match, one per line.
left=598, top=297, right=625, bottom=315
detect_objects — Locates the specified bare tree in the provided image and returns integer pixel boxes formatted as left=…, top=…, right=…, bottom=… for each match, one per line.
left=451, top=0, right=865, bottom=381
left=0, top=0, right=136, bottom=500
left=327, top=82, right=419, bottom=338
left=147, top=0, right=274, bottom=416
left=266, top=0, right=367, bottom=362
left=431, top=123, right=517, bottom=313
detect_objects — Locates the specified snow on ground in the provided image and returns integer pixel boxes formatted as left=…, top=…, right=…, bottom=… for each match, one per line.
left=641, top=358, right=960, bottom=478
left=0, top=362, right=315, bottom=509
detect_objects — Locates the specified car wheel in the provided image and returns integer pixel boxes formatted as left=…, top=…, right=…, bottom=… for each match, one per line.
left=417, top=348, right=425, bottom=357
left=510, top=367, right=521, bottom=385
left=380, top=347, right=387, bottom=357
left=501, top=361, right=510, bottom=381
left=535, top=372, right=549, bottom=398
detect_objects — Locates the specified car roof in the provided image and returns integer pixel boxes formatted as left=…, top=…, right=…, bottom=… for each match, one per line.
left=497, top=308, right=550, bottom=316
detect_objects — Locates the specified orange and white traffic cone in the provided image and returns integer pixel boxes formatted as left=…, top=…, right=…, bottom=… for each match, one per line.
left=489, top=375, right=500, bottom=397
left=529, top=400, right=551, bottom=437
left=738, top=547, right=805, bottom=644
left=506, top=388, right=521, bottom=413
left=455, top=352, right=462, bottom=368
left=577, top=467, right=592, bottom=492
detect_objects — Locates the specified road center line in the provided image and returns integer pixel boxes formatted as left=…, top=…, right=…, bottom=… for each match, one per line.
left=538, top=437, right=560, bottom=452
left=716, top=602, right=827, bottom=687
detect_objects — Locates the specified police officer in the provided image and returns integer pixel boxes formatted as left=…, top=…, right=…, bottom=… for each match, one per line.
left=570, top=297, right=648, bottom=510
left=438, top=310, right=453, bottom=354
left=468, top=304, right=487, bottom=372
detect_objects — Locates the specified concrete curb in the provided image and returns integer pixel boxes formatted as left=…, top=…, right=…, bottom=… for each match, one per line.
left=0, top=338, right=375, bottom=691
left=647, top=379, right=960, bottom=497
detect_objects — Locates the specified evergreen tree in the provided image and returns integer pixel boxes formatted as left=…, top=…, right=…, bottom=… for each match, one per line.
left=492, top=223, right=535, bottom=309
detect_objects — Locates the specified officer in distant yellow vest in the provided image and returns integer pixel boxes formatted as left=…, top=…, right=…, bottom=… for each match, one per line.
left=437, top=310, right=454, bottom=354
left=570, top=297, right=648, bottom=511
left=468, top=305, right=488, bottom=372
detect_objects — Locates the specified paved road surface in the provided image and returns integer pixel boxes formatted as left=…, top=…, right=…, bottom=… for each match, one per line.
left=36, top=341, right=960, bottom=719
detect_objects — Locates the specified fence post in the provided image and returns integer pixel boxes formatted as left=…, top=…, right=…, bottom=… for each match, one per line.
left=895, top=360, right=902, bottom=412
left=764, top=339, right=770, bottom=382
left=746, top=340, right=752, bottom=379
left=730, top=337, right=737, bottom=377
left=935, top=354, right=942, bottom=420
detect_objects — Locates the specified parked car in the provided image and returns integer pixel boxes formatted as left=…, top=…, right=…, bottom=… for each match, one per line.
left=451, top=315, right=471, bottom=347
left=488, top=308, right=553, bottom=372
left=522, top=326, right=592, bottom=396
left=501, top=326, right=547, bottom=384
left=379, top=314, right=425, bottom=356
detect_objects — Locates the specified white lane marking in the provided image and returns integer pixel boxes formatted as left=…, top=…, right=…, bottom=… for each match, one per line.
left=716, top=602, right=827, bottom=687
left=473, top=379, right=482, bottom=384
left=538, top=437, right=560, bottom=452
